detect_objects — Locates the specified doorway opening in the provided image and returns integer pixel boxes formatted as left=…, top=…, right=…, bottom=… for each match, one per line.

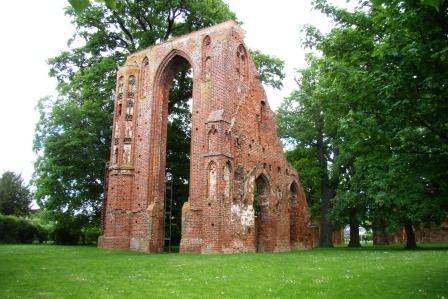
left=162, top=55, right=192, bottom=252
left=289, top=182, right=299, bottom=248
left=253, top=174, right=269, bottom=252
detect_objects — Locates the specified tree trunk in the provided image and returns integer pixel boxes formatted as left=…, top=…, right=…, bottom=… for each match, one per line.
left=316, top=121, right=333, bottom=247
left=319, top=188, right=333, bottom=247
left=348, top=209, right=361, bottom=247
left=404, top=222, right=417, bottom=249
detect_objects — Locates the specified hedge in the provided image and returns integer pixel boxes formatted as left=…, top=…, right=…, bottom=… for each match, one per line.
left=0, top=214, right=49, bottom=244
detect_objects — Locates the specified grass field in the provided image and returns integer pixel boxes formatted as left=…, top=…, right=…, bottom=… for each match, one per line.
left=1, top=244, right=447, bottom=298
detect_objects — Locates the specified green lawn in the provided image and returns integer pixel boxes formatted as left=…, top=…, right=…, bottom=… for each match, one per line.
left=1, top=244, right=447, bottom=298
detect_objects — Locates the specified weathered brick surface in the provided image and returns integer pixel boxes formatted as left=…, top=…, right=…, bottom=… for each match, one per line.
left=373, top=220, right=448, bottom=245
left=98, top=21, right=313, bottom=253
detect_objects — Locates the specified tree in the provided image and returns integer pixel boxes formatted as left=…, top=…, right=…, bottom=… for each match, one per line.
left=250, top=50, right=285, bottom=90
left=277, top=55, right=341, bottom=247
left=0, top=171, right=31, bottom=216
left=288, top=0, right=448, bottom=249
left=34, top=1, right=285, bottom=239
left=69, top=0, right=117, bottom=13
left=33, top=0, right=235, bottom=228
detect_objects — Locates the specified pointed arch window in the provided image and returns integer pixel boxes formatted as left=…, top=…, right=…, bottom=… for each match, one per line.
left=116, top=76, right=124, bottom=117
left=202, top=35, right=211, bottom=80
left=113, top=146, right=119, bottom=164
left=207, top=161, right=217, bottom=199
left=139, top=57, right=149, bottom=99
left=128, top=75, right=136, bottom=97
left=223, top=162, right=232, bottom=199
left=236, top=44, right=248, bottom=80
left=207, top=125, right=218, bottom=152
left=254, top=174, right=269, bottom=216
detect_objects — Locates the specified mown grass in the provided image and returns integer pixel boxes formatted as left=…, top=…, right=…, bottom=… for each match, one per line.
left=1, top=243, right=447, bottom=298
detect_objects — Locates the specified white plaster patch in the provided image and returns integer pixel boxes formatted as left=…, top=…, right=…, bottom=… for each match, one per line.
left=125, top=121, right=133, bottom=138
left=208, top=163, right=217, bottom=198
left=231, top=203, right=254, bottom=227
left=123, top=144, right=131, bottom=164
left=223, top=163, right=231, bottom=199
left=243, top=174, right=255, bottom=203
left=114, top=123, right=119, bottom=138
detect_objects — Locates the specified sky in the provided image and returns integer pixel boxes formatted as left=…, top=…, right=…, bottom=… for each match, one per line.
left=0, top=1, right=345, bottom=184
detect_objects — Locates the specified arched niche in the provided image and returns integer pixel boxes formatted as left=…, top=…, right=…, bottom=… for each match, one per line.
left=289, top=181, right=300, bottom=247
left=236, top=44, right=248, bottom=80
left=223, top=161, right=232, bottom=200
left=207, top=125, right=218, bottom=153
left=128, top=75, right=136, bottom=96
left=207, top=161, right=217, bottom=199
left=117, top=76, right=124, bottom=95
left=289, top=181, right=299, bottom=201
left=254, top=173, right=269, bottom=213
left=113, top=146, right=119, bottom=164
left=139, top=57, right=150, bottom=99
left=260, top=100, right=266, bottom=122
left=202, top=35, right=211, bottom=80
left=116, top=76, right=124, bottom=117
left=253, top=173, right=270, bottom=252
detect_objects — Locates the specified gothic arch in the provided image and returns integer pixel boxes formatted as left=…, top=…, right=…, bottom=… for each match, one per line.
left=116, top=76, right=124, bottom=118
left=202, top=35, right=211, bottom=80
left=150, top=49, right=195, bottom=182
left=128, top=75, right=136, bottom=91
left=207, top=161, right=218, bottom=199
left=289, top=180, right=300, bottom=248
left=142, top=49, right=196, bottom=252
left=138, top=57, right=150, bottom=99
left=223, top=161, right=232, bottom=200
left=254, top=172, right=270, bottom=252
left=207, top=125, right=218, bottom=152
left=236, top=44, right=248, bottom=80
left=254, top=173, right=270, bottom=208
left=289, top=181, right=299, bottom=201
left=117, top=76, right=124, bottom=94
left=154, top=49, right=195, bottom=90
left=260, top=100, right=266, bottom=122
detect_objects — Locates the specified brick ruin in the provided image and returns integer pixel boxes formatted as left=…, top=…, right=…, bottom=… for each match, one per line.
left=373, top=220, right=448, bottom=245
left=98, top=21, right=313, bottom=253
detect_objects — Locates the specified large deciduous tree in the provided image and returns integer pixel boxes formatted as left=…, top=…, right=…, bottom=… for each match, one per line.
left=277, top=55, right=341, bottom=247
left=279, top=0, right=448, bottom=249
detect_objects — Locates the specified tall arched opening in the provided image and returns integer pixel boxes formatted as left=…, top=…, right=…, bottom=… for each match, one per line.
left=289, top=181, right=300, bottom=249
left=154, top=52, right=193, bottom=252
left=254, top=174, right=269, bottom=252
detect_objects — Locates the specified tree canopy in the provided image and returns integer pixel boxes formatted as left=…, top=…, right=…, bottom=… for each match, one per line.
left=0, top=171, right=31, bottom=216
left=277, top=0, right=448, bottom=248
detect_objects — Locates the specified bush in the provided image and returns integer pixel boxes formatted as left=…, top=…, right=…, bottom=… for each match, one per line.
left=16, top=219, right=37, bottom=243
left=52, top=217, right=82, bottom=245
left=35, top=224, right=49, bottom=243
left=51, top=214, right=101, bottom=245
left=81, top=226, right=101, bottom=245
left=0, top=213, right=100, bottom=245
left=0, top=214, right=49, bottom=244
left=0, top=215, right=18, bottom=243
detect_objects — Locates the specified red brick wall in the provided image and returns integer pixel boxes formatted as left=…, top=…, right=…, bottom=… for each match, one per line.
left=373, top=221, right=448, bottom=245
left=99, top=21, right=312, bottom=253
